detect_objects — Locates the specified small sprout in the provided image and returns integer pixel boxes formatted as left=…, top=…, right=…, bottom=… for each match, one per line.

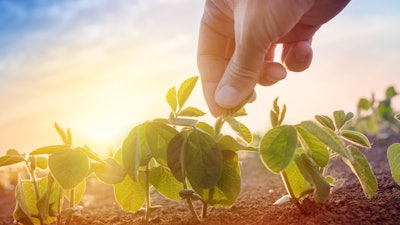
left=259, top=99, right=376, bottom=213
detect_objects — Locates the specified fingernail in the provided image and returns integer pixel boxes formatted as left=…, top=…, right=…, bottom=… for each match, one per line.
left=215, top=85, right=239, bottom=108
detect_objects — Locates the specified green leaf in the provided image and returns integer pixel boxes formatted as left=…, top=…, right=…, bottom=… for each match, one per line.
left=225, top=117, right=253, bottom=143
left=18, top=177, right=49, bottom=223
left=167, top=129, right=223, bottom=189
left=341, top=130, right=371, bottom=148
left=92, top=158, right=126, bottom=184
left=6, top=149, right=21, bottom=156
left=345, top=112, right=355, bottom=124
left=36, top=175, right=55, bottom=221
left=113, top=175, right=145, bottom=212
left=14, top=183, right=35, bottom=225
left=343, top=146, right=377, bottom=199
left=177, top=76, right=198, bottom=109
left=178, top=107, right=206, bottom=117
left=218, top=135, right=256, bottom=152
left=150, top=166, right=182, bottom=201
left=358, top=98, right=371, bottom=111
left=299, top=121, right=352, bottom=161
left=226, top=91, right=254, bottom=116
left=359, top=116, right=378, bottom=135
left=48, top=147, right=89, bottom=189
left=278, top=104, right=287, bottom=126
left=325, top=176, right=335, bottom=185
left=196, top=121, right=214, bottom=137
left=185, top=129, right=223, bottom=189
left=80, top=145, right=104, bottom=163
left=54, top=122, right=68, bottom=145
left=166, top=86, right=177, bottom=112
left=193, top=150, right=241, bottom=207
left=333, top=110, right=346, bottom=130
left=47, top=179, right=62, bottom=220
left=66, top=128, right=72, bottom=145
left=270, top=97, right=286, bottom=128
left=387, top=143, right=400, bottom=185
left=233, top=107, right=247, bottom=117
left=259, top=125, right=298, bottom=173
left=30, top=145, right=70, bottom=155
left=167, top=132, right=186, bottom=183
left=146, top=122, right=178, bottom=167
left=283, top=155, right=311, bottom=198
left=122, top=123, right=149, bottom=181
left=315, top=115, right=335, bottom=131
left=270, top=110, right=279, bottom=128
left=295, top=126, right=329, bottom=168
left=0, top=155, right=25, bottom=167
left=273, top=97, right=280, bottom=114
left=385, top=86, right=397, bottom=98
left=295, top=154, right=331, bottom=203
left=395, top=114, right=400, bottom=121
left=35, top=156, right=48, bottom=170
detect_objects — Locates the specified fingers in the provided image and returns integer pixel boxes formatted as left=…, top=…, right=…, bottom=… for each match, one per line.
left=258, top=62, right=287, bottom=86
left=197, top=20, right=231, bottom=117
left=281, top=40, right=313, bottom=72
left=258, top=44, right=286, bottom=86
left=214, top=0, right=315, bottom=110
left=198, top=0, right=317, bottom=117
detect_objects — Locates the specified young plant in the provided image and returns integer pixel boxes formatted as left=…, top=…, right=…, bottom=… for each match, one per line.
left=259, top=98, right=377, bottom=213
left=116, top=76, right=255, bottom=222
left=0, top=123, right=117, bottom=225
left=165, top=77, right=254, bottom=221
left=114, top=121, right=182, bottom=221
left=352, top=86, right=400, bottom=136
left=387, top=114, right=400, bottom=185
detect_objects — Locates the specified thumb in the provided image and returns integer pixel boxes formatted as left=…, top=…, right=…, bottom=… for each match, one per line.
left=215, top=0, right=315, bottom=108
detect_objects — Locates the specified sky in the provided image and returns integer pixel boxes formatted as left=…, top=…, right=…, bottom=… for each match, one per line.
left=0, top=0, right=399, bottom=156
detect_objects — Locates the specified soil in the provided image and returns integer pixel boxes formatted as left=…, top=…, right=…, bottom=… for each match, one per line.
left=1, top=131, right=400, bottom=225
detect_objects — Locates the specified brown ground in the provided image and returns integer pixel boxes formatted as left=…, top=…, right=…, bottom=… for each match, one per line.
left=1, top=131, right=399, bottom=225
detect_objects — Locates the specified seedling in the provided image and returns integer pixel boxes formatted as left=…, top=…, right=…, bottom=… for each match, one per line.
left=117, top=76, right=255, bottom=222
left=259, top=98, right=377, bottom=213
left=352, top=86, right=400, bottom=136
left=165, top=77, right=254, bottom=221
left=0, top=123, right=122, bottom=225
left=3, top=76, right=392, bottom=223
left=387, top=114, right=400, bottom=185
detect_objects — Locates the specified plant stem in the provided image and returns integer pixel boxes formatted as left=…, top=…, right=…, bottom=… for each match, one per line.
left=145, top=163, right=151, bottom=221
left=214, top=117, right=225, bottom=139
left=185, top=197, right=201, bottom=222
left=179, top=134, right=201, bottom=222
left=65, top=188, right=75, bottom=225
left=201, top=199, right=208, bottom=219
left=57, top=187, right=63, bottom=225
left=280, top=171, right=306, bottom=214
left=26, top=159, right=44, bottom=225
left=180, top=179, right=201, bottom=222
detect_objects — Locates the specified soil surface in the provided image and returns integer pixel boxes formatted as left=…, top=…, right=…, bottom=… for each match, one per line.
left=1, top=131, right=400, bottom=225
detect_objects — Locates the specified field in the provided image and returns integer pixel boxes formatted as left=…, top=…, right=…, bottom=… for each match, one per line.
left=1, top=131, right=399, bottom=225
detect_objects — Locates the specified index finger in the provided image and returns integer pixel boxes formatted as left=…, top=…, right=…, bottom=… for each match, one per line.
left=197, top=21, right=231, bottom=117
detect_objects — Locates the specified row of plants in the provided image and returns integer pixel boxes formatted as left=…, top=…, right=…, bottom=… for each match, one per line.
left=0, top=77, right=399, bottom=225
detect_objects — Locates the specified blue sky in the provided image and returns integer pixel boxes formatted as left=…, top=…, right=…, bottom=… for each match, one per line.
left=0, top=0, right=399, bottom=155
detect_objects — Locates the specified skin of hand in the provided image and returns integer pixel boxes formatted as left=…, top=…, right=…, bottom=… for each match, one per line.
left=197, top=0, right=351, bottom=117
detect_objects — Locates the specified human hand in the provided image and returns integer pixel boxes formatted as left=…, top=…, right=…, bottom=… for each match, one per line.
left=197, top=0, right=350, bottom=117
